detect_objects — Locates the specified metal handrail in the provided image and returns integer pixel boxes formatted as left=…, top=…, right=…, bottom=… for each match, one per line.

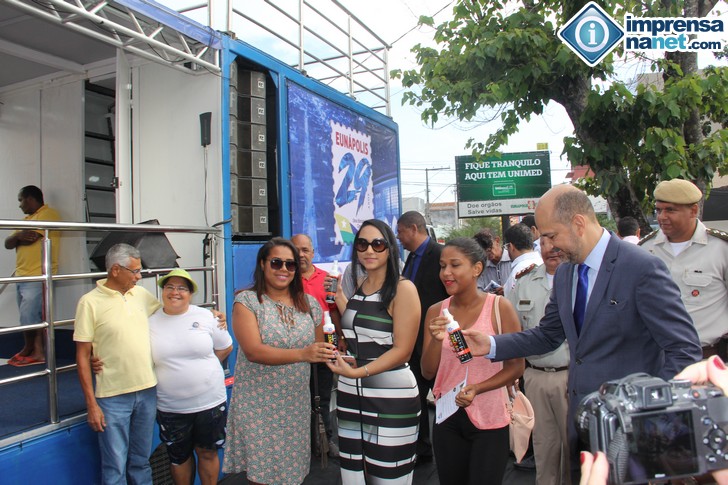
left=0, top=219, right=221, bottom=433
left=168, top=0, right=392, bottom=115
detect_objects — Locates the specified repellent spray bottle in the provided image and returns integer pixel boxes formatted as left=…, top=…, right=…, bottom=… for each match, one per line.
left=442, top=308, right=472, bottom=364
left=325, top=260, right=340, bottom=304
left=323, top=311, right=337, bottom=360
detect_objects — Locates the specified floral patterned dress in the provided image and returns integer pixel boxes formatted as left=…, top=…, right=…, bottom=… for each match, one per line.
left=223, top=291, right=322, bottom=485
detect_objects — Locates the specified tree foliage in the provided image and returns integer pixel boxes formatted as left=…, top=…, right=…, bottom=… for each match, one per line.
left=445, top=216, right=502, bottom=240
left=395, top=0, right=728, bottom=231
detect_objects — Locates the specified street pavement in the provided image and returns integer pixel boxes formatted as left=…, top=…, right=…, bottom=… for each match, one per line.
left=220, top=452, right=536, bottom=484
left=219, top=407, right=537, bottom=484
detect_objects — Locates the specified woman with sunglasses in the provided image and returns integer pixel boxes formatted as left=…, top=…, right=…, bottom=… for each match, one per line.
left=421, top=238, right=524, bottom=485
left=326, top=219, right=421, bottom=484
left=223, top=237, right=336, bottom=485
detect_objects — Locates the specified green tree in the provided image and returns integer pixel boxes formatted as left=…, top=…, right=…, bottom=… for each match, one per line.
left=446, top=216, right=502, bottom=240
left=395, top=0, right=728, bottom=233
left=597, top=214, right=618, bottom=234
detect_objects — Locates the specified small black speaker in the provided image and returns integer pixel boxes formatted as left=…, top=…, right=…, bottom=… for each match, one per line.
left=200, top=112, right=212, bottom=147
left=90, top=220, right=180, bottom=270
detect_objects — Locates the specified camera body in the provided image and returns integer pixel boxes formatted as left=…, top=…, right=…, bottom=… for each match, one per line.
left=576, top=373, right=728, bottom=484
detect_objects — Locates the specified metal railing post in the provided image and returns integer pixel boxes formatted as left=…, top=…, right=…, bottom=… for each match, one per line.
left=207, top=0, right=213, bottom=29
left=227, top=0, right=232, bottom=32
left=211, top=234, right=219, bottom=310
left=43, top=231, right=59, bottom=423
left=384, top=47, right=391, bottom=117
left=298, top=0, right=305, bottom=72
left=348, top=16, right=354, bottom=98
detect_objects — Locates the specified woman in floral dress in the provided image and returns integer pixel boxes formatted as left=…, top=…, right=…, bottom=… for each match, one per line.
left=223, top=238, right=337, bottom=485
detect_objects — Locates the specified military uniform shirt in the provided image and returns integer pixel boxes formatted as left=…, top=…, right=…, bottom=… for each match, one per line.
left=506, top=264, right=570, bottom=368
left=641, top=220, right=728, bottom=346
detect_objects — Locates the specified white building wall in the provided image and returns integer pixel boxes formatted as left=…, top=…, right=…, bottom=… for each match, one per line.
left=131, top=62, right=225, bottom=308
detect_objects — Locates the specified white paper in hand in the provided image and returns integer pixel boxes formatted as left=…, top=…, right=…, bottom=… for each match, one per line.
left=435, top=368, right=468, bottom=424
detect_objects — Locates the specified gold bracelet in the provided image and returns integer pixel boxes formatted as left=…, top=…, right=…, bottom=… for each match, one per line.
left=364, top=365, right=370, bottom=377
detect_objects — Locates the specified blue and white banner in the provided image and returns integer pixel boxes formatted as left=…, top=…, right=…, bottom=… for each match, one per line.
left=287, top=82, right=400, bottom=263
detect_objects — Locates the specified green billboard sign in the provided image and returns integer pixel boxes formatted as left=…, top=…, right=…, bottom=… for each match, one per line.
left=455, top=151, right=551, bottom=217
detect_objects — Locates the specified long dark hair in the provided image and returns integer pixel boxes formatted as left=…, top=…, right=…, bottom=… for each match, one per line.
left=350, top=219, right=401, bottom=307
left=249, top=237, right=310, bottom=314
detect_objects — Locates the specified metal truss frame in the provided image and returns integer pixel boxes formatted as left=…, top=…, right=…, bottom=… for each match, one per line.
left=3, top=0, right=221, bottom=74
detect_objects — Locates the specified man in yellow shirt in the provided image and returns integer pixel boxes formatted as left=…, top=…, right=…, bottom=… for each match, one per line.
left=4, top=185, right=60, bottom=366
left=74, top=243, right=160, bottom=485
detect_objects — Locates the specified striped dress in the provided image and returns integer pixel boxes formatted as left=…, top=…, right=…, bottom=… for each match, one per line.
left=337, top=288, right=420, bottom=484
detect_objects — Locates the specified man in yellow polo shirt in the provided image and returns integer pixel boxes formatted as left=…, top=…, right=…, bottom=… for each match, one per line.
left=4, top=185, right=60, bottom=367
left=74, top=243, right=160, bottom=485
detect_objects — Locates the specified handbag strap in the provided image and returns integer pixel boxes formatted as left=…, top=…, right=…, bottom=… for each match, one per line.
left=493, top=295, right=502, bottom=335
left=492, top=295, right=513, bottom=408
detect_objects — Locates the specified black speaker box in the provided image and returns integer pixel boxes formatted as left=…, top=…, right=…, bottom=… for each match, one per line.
left=234, top=121, right=266, bottom=151
left=90, top=220, right=180, bottom=270
left=231, top=205, right=269, bottom=234
left=236, top=96, right=266, bottom=124
left=230, top=149, right=267, bottom=178
left=238, top=70, right=266, bottom=98
left=231, top=177, right=268, bottom=206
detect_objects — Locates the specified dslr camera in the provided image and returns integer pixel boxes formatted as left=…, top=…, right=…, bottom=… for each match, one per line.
left=576, top=373, right=728, bottom=484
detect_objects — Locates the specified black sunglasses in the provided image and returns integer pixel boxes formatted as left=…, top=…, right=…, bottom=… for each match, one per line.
left=268, top=258, right=297, bottom=271
left=354, top=237, right=388, bottom=253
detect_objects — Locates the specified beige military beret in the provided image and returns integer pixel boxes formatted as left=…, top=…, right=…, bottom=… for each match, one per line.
left=654, top=179, right=702, bottom=204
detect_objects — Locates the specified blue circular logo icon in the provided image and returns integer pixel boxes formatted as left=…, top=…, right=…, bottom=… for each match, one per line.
left=576, top=16, right=610, bottom=53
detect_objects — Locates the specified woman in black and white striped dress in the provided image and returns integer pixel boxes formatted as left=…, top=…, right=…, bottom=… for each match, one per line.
left=327, top=219, right=421, bottom=484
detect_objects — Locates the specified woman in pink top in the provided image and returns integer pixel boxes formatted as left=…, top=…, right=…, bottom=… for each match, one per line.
left=421, top=238, right=524, bottom=484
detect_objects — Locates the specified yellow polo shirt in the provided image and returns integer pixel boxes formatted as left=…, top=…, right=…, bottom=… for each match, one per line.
left=14, top=204, right=61, bottom=276
left=73, top=280, right=161, bottom=398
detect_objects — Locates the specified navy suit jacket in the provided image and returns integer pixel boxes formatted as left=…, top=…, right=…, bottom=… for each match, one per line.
left=405, top=238, right=448, bottom=357
left=493, top=234, right=702, bottom=446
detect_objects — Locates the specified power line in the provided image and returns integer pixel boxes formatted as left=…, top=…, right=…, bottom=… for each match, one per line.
left=389, top=1, right=454, bottom=47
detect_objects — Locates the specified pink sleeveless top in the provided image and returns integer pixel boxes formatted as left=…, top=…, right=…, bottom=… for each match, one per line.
left=432, top=294, right=510, bottom=430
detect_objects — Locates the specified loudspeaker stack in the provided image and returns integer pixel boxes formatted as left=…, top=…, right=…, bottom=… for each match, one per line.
left=230, top=62, right=269, bottom=235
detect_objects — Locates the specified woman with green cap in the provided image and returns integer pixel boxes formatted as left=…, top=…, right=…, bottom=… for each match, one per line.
left=149, top=268, right=233, bottom=485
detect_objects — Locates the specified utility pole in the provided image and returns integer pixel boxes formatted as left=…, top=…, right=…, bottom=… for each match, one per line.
left=425, top=166, right=449, bottom=224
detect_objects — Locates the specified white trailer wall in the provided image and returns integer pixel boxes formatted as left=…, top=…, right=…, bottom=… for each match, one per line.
left=130, top=62, right=224, bottom=308
left=0, top=80, right=89, bottom=324
left=0, top=56, right=226, bottom=324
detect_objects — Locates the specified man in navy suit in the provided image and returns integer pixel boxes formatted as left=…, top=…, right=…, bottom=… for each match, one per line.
left=459, top=185, right=701, bottom=466
left=397, top=211, right=448, bottom=464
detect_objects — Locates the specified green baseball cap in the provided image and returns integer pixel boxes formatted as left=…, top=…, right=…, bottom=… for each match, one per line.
left=158, top=268, right=198, bottom=294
